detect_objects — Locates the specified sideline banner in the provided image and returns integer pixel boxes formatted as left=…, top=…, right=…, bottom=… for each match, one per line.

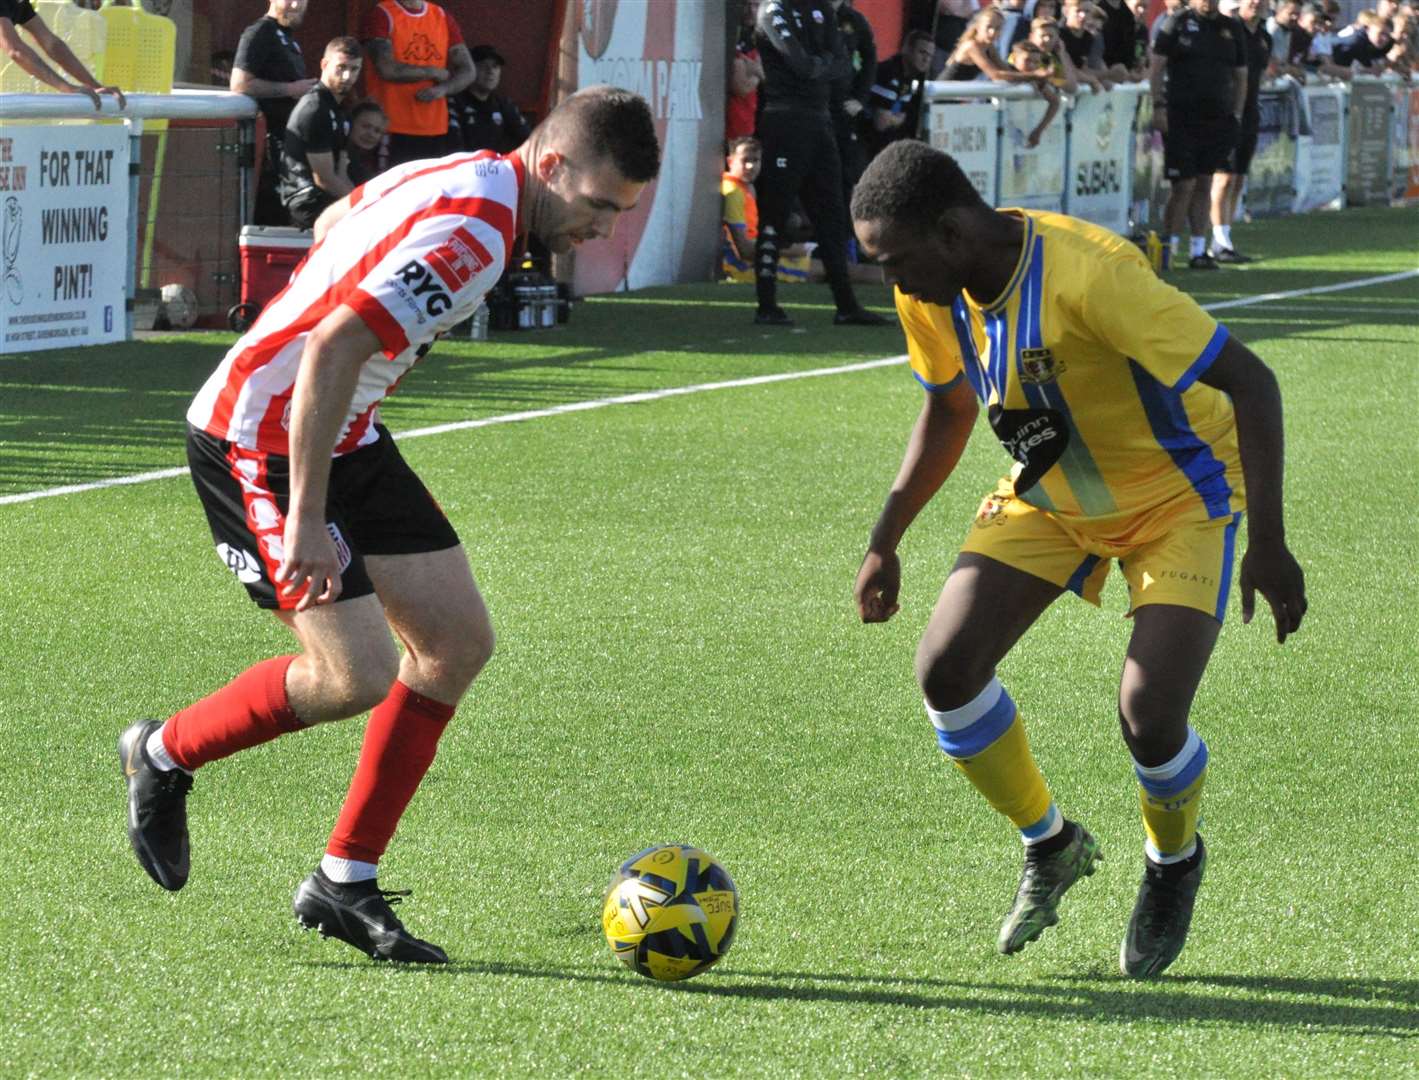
left=927, top=101, right=999, bottom=204
left=1294, top=84, right=1346, bottom=212
left=998, top=97, right=1065, bottom=211
left=1393, top=84, right=1419, bottom=204
left=1065, top=91, right=1136, bottom=233
left=1, top=123, right=129, bottom=354
left=1248, top=88, right=1299, bottom=217
left=1347, top=81, right=1392, bottom=206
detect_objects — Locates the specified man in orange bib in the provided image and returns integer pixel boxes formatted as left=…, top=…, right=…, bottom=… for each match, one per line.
left=362, top=0, right=474, bottom=167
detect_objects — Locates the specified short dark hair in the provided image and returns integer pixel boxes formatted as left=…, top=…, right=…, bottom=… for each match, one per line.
left=544, top=85, right=661, bottom=183
left=851, top=140, right=987, bottom=229
left=904, top=29, right=934, bottom=48
left=325, top=36, right=362, bottom=59
left=726, top=135, right=760, bottom=157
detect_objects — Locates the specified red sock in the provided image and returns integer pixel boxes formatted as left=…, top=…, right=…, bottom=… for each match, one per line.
left=325, top=681, right=455, bottom=865
left=162, top=655, right=303, bottom=771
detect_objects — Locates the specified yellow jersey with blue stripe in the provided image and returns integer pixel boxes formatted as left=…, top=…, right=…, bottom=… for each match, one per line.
left=899, top=210, right=1245, bottom=540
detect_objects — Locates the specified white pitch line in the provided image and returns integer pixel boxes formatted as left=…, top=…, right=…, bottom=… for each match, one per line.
left=4, top=267, right=1416, bottom=508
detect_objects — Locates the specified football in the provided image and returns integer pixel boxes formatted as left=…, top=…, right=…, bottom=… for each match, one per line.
left=160, top=283, right=199, bottom=329
left=601, top=844, right=739, bottom=982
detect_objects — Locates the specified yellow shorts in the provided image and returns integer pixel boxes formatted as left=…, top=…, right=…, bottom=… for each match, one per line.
left=960, top=481, right=1244, bottom=621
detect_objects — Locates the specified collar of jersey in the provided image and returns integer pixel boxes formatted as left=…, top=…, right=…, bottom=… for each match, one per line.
left=969, top=211, right=1035, bottom=314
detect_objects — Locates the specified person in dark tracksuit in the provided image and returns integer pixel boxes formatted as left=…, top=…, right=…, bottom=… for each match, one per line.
left=753, top=0, right=888, bottom=327
left=829, top=0, right=876, bottom=259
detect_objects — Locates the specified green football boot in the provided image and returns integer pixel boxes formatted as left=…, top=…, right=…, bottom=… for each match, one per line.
left=997, top=823, right=1103, bottom=955
left=1120, top=835, right=1206, bottom=978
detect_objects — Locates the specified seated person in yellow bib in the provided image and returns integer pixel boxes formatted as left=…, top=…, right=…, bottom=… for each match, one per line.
left=850, top=140, right=1307, bottom=978
left=721, top=136, right=812, bottom=285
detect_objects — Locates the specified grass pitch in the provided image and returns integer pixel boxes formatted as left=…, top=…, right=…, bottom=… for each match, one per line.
left=1, top=208, right=1416, bottom=1076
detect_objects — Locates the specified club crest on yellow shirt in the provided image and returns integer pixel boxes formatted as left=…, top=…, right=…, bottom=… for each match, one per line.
left=1019, top=348, right=1065, bottom=385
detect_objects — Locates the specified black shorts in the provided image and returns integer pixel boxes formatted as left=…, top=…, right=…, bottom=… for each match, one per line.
left=1164, top=111, right=1237, bottom=181
left=186, top=424, right=460, bottom=610
left=1224, top=114, right=1260, bottom=176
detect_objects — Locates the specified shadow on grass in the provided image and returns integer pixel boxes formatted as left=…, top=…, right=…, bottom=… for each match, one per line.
left=293, top=956, right=1417, bottom=1037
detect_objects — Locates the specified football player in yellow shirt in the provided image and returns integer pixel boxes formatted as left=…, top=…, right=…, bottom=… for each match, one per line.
left=849, top=140, right=1306, bottom=978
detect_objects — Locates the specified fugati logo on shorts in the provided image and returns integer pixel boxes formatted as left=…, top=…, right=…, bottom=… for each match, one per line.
left=216, top=543, right=263, bottom=584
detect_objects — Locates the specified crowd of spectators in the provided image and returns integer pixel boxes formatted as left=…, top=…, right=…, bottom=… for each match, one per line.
left=214, top=0, right=534, bottom=230
left=721, top=0, right=1416, bottom=287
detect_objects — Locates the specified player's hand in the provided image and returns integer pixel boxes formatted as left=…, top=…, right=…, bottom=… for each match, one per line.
left=1239, top=538, right=1307, bottom=644
left=275, top=514, right=342, bottom=612
left=855, top=549, right=902, bottom=624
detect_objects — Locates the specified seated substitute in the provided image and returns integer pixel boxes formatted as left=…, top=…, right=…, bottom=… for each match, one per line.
left=850, top=140, right=1306, bottom=978
left=345, top=100, right=389, bottom=188
left=450, top=43, right=532, bottom=153
left=279, top=37, right=363, bottom=230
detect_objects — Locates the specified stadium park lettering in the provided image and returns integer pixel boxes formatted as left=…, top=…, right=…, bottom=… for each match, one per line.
left=584, top=58, right=704, bottom=120
left=0, top=138, right=24, bottom=192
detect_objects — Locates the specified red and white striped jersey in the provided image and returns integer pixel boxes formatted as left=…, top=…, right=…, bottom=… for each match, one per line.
left=188, top=150, right=525, bottom=456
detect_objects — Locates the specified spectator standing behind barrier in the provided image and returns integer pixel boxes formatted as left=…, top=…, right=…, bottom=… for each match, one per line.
left=233, top=0, right=317, bottom=228
left=910, top=0, right=980, bottom=77
left=829, top=0, right=876, bottom=250
left=721, top=136, right=813, bottom=283
left=1007, top=41, right=1063, bottom=145
left=1151, top=0, right=1247, bottom=270
left=867, top=30, right=934, bottom=157
left=450, top=44, right=530, bottom=153
left=278, top=37, right=362, bottom=231
left=1266, top=0, right=1301, bottom=71
left=0, top=0, right=125, bottom=109
left=943, top=7, right=1053, bottom=82
left=1210, top=0, right=1271, bottom=263
left=362, top=0, right=474, bottom=167
left=1125, top=0, right=1154, bottom=74
left=1058, top=2, right=1110, bottom=88
left=1030, top=18, right=1084, bottom=90
left=1298, top=4, right=1350, bottom=77
left=1332, top=10, right=1390, bottom=71
left=345, top=101, right=388, bottom=187
left=751, top=0, right=887, bottom=327
left=728, top=0, right=765, bottom=140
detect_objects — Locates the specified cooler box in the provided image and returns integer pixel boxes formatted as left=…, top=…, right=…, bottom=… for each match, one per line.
left=230, top=226, right=312, bottom=331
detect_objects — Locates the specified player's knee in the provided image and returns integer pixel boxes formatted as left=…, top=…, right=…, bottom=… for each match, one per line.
left=1115, top=699, right=1188, bottom=763
left=915, top=645, right=993, bottom=712
left=419, top=608, right=495, bottom=694
left=295, top=651, right=398, bottom=722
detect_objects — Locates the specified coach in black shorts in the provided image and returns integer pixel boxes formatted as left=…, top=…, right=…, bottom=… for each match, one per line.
left=1149, top=0, right=1246, bottom=269
left=752, top=0, right=886, bottom=327
left=1210, top=0, right=1270, bottom=263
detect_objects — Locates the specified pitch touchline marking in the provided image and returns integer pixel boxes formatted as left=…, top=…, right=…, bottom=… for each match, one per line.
left=3, top=268, right=1416, bottom=508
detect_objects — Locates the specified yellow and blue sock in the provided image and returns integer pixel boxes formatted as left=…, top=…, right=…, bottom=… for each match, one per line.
left=1134, top=727, right=1208, bottom=864
left=927, top=678, right=1061, bottom=846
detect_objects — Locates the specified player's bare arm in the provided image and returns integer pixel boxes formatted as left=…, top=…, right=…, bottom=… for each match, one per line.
left=277, top=305, right=382, bottom=612
left=22, top=16, right=125, bottom=108
left=366, top=37, right=448, bottom=84
left=856, top=378, right=979, bottom=623
left=1196, top=335, right=1307, bottom=643
left=305, top=150, right=353, bottom=199
left=0, top=16, right=100, bottom=107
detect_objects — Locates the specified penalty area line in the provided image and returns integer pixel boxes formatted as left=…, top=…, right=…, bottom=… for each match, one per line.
left=3, top=266, right=1416, bottom=508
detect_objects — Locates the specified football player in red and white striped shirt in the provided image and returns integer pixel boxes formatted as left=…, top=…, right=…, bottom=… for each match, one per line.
left=118, top=86, right=661, bottom=964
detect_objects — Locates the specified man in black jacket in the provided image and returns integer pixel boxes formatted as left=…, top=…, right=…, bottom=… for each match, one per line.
left=830, top=0, right=877, bottom=250
left=278, top=37, right=362, bottom=230
left=450, top=44, right=532, bottom=153
left=752, top=0, right=887, bottom=327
